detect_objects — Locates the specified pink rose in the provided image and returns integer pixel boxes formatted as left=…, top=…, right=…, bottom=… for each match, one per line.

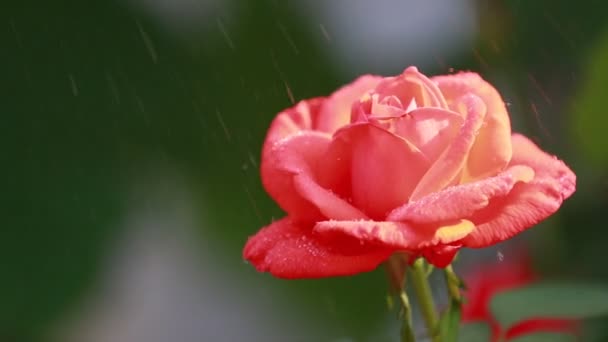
left=243, top=67, right=576, bottom=278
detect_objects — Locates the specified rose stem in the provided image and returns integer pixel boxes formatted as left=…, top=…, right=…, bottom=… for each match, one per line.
left=444, top=265, right=462, bottom=303
left=385, top=255, right=416, bottom=342
left=411, top=258, right=441, bottom=342
left=397, top=289, right=416, bottom=342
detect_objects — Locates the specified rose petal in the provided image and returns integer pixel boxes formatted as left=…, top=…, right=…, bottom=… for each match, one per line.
left=370, top=94, right=407, bottom=118
left=374, top=66, right=448, bottom=109
left=422, top=245, right=461, bottom=268
left=243, top=217, right=393, bottom=279
left=314, top=219, right=474, bottom=250
left=317, top=75, right=382, bottom=134
left=261, top=131, right=329, bottom=221
left=433, top=72, right=512, bottom=180
left=352, top=98, right=463, bottom=162
left=410, top=94, right=487, bottom=201
left=509, top=134, right=576, bottom=199
left=263, top=98, right=324, bottom=159
left=293, top=172, right=368, bottom=221
left=388, top=165, right=534, bottom=223
left=321, top=123, right=430, bottom=219
left=462, top=134, right=576, bottom=247
left=392, top=107, right=464, bottom=162
left=435, top=220, right=476, bottom=244
left=262, top=131, right=367, bottom=221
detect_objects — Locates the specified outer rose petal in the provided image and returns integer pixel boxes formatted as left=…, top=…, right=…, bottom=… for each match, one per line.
left=433, top=72, right=512, bottom=180
left=463, top=134, right=576, bottom=247
left=323, top=123, right=430, bottom=219
left=317, top=75, right=382, bottom=134
left=243, top=217, right=393, bottom=279
left=262, top=98, right=323, bottom=160
left=387, top=165, right=534, bottom=224
left=261, top=131, right=330, bottom=221
left=293, top=173, right=368, bottom=221
left=261, top=131, right=367, bottom=221
left=509, top=134, right=576, bottom=199
left=314, top=219, right=473, bottom=250
left=410, top=95, right=487, bottom=201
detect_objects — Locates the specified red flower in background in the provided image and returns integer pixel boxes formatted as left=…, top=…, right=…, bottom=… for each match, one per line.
left=243, top=67, right=576, bottom=279
left=462, top=253, right=580, bottom=341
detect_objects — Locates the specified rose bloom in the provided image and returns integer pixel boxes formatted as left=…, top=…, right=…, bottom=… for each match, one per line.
left=462, top=253, right=580, bottom=341
left=243, top=67, right=576, bottom=278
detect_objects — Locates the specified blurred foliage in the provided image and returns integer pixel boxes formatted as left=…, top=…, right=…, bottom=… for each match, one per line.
left=1, top=0, right=608, bottom=341
left=458, top=323, right=490, bottom=342
left=571, top=29, right=608, bottom=171
left=491, top=283, right=608, bottom=328
left=509, top=333, right=576, bottom=342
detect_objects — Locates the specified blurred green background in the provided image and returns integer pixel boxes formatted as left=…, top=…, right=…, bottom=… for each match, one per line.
left=2, top=0, right=607, bottom=341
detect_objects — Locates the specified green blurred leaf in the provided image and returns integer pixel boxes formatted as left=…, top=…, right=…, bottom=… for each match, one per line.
left=491, top=283, right=608, bottom=328
left=458, top=322, right=491, bottom=341
left=509, top=332, right=577, bottom=342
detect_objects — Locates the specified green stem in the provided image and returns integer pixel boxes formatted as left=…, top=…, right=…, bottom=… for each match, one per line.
left=425, top=264, right=435, bottom=277
left=384, top=254, right=416, bottom=342
left=444, top=265, right=462, bottom=303
left=411, top=258, right=441, bottom=342
left=399, top=291, right=416, bottom=342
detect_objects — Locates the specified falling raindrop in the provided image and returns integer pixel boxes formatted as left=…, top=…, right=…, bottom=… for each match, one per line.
left=319, top=23, right=331, bottom=42
left=216, top=17, right=235, bottom=50
left=68, top=74, right=79, bottom=96
left=277, top=21, right=299, bottom=55
left=136, top=20, right=158, bottom=63
left=284, top=81, right=295, bottom=105
left=215, top=109, right=231, bottom=141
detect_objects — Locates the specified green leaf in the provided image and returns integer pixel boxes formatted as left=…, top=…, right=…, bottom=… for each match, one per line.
left=439, top=300, right=462, bottom=342
left=509, top=332, right=577, bottom=342
left=491, top=282, right=608, bottom=328
left=458, top=322, right=491, bottom=341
